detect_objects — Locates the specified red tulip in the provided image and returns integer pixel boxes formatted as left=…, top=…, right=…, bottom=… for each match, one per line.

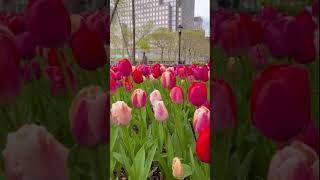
left=110, top=70, right=117, bottom=94
left=132, top=69, right=143, bottom=84
left=71, top=25, right=107, bottom=70
left=170, top=86, right=184, bottom=104
left=160, top=71, right=176, bottom=89
left=117, top=58, right=132, bottom=77
left=239, top=12, right=263, bottom=46
left=45, top=64, right=77, bottom=95
left=26, top=0, right=71, bottom=48
left=0, top=34, right=22, bottom=106
left=198, top=65, right=209, bottom=82
left=212, top=79, right=237, bottom=133
left=151, top=63, right=162, bottom=78
left=16, top=32, right=36, bottom=60
left=196, top=128, right=210, bottom=163
left=251, top=65, right=311, bottom=141
left=188, top=82, right=207, bottom=107
left=21, top=61, right=41, bottom=82
left=124, top=77, right=133, bottom=92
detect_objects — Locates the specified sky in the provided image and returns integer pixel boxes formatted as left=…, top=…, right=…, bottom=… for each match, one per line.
left=194, top=0, right=210, bottom=36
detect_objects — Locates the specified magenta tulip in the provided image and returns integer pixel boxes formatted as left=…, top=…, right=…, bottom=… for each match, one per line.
left=131, top=89, right=147, bottom=108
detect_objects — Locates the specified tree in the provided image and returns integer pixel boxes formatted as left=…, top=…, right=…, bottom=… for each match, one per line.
left=148, top=28, right=174, bottom=62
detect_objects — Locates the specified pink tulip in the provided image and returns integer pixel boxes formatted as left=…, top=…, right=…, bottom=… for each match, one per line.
left=131, top=89, right=147, bottom=108
left=3, top=124, right=69, bottom=180
left=193, top=106, right=210, bottom=133
left=267, top=141, right=319, bottom=180
left=111, top=101, right=132, bottom=126
left=170, top=86, right=184, bottom=104
left=150, top=90, right=162, bottom=106
left=153, top=101, right=169, bottom=122
left=160, top=71, right=176, bottom=89
left=69, top=86, right=108, bottom=146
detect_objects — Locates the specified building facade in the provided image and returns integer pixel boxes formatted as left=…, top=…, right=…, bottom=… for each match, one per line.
left=193, top=16, right=203, bottom=31
left=117, top=0, right=195, bottom=31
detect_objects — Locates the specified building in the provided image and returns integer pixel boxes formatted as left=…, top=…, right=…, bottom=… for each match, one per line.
left=193, top=16, right=203, bottom=31
left=117, top=0, right=195, bottom=31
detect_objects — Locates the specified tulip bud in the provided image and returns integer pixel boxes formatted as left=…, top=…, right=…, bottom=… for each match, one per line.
left=161, top=71, right=176, bottom=89
left=131, top=89, right=147, bottom=108
left=196, top=128, right=210, bottom=163
left=71, top=24, right=107, bottom=70
left=2, top=124, right=69, bottom=180
left=193, top=106, right=210, bottom=133
left=172, top=157, right=184, bottom=179
left=188, top=82, right=207, bottom=107
left=153, top=101, right=169, bottom=122
left=111, top=101, right=132, bottom=125
left=150, top=90, right=162, bottom=106
left=170, top=86, right=184, bottom=104
left=267, top=141, right=319, bottom=180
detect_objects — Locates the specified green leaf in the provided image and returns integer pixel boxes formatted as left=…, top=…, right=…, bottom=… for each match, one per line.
left=110, top=127, right=119, bottom=152
left=113, top=152, right=130, bottom=171
left=134, top=146, right=146, bottom=179
left=182, top=164, right=192, bottom=179
left=237, top=148, right=256, bottom=180
left=144, top=144, right=157, bottom=179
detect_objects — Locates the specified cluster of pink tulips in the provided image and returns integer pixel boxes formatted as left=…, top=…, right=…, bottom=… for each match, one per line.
left=110, top=58, right=210, bottom=179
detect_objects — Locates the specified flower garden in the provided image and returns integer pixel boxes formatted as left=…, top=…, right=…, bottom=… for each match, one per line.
left=110, top=59, right=210, bottom=179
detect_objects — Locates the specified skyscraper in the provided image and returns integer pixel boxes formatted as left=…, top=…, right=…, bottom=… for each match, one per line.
left=116, top=0, right=195, bottom=31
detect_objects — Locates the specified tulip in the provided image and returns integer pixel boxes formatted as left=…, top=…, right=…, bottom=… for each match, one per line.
left=151, top=63, right=162, bottom=78
left=193, top=106, right=210, bottom=133
left=71, top=24, right=107, bottom=70
left=250, top=44, right=268, bottom=68
left=170, top=86, right=184, bottom=104
left=16, top=32, right=36, bottom=60
left=8, top=15, right=26, bottom=35
left=198, top=65, right=209, bottom=82
left=26, top=0, right=71, bottom=47
left=117, top=58, right=132, bottom=77
left=196, top=128, right=210, bottom=163
left=160, top=71, right=176, bottom=89
left=69, top=86, right=108, bottom=146
left=267, top=141, right=319, bottom=180
left=251, top=65, right=311, bottom=141
left=124, top=77, right=134, bottom=92
left=131, top=89, right=147, bottom=108
left=0, top=34, right=22, bottom=106
left=141, top=65, right=151, bottom=76
left=85, top=11, right=109, bottom=41
left=21, top=61, right=41, bottom=82
left=2, top=124, right=69, bottom=180
left=45, top=64, right=77, bottom=95
left=188, top=82, right=207, bottom=107
left=111, top=101, right=132, bottom=126
left=132, top=69, right=143, bottom=84
left=212, top=79, right=237, bottom=133
left=153, top=101, right=169, bottom=122
left=110, top=71, right=117, bottom=95
left=150, top=90, right=162, bottom=106
left=172, top=157, right=184, bottom=179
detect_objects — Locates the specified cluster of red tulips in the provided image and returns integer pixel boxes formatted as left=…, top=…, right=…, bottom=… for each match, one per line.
left=212, top=1, right=319, bottom=179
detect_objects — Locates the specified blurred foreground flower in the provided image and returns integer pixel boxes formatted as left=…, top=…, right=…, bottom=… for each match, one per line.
left=2, top=124, right=69, bottom=180
left=196, top=128, right=210, bottom=163
left=69, top=86, right=108, bottom=147
left=267, top=141, right=318, bottom=180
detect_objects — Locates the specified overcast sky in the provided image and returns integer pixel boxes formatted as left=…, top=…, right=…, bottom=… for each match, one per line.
left=194, top=0, right=210, bottom=36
